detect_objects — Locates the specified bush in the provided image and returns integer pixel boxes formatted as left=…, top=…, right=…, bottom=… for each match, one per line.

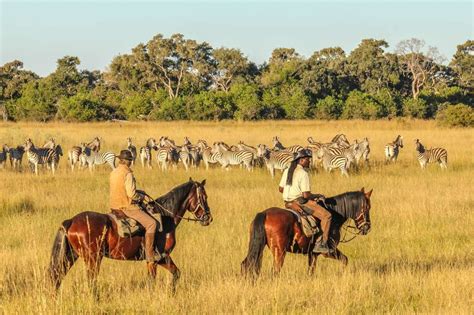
left=313, top=96, right=343, bottom=119
left=121, top=93, right=154, bottom=119
left=341, top=91, right=379, bottom=120
left=372, top=88, right=401, bottom=118
left=403, top=98, right=429, bottom=119
left=436, top=104, right=474, bottom=127
left=189, top=91, right=234, bottom=120
left=230, top=83, right=263, bottom=120
left=150, top=96, right=188, bottom=120
left=10, top=81, right=57, bottom=121
left=280, top=84, right=310, bottom=119
left=57, top=92, right=105, bottom=121
left=261, top=88, right=285, bottom=119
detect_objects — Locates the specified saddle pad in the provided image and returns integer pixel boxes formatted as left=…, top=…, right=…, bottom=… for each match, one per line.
left=108, top=211, right=163, bottom=238
left=284, top=208, right=320, bottom=238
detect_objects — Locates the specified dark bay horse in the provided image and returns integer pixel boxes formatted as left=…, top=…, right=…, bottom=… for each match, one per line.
left=49, top=178, right=212, bottom=292
left=241, top=188, right=372, bottom=278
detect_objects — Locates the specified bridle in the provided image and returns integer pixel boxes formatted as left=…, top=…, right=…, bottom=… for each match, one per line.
left=340, top=197, right=371, bottom=243
left=143, top=184, right=210, bottom=223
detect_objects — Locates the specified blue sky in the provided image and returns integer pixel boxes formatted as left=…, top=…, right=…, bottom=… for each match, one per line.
left=1, top=1, right=472, bottom=76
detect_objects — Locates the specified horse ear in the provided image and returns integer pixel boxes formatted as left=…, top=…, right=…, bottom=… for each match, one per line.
left=361, top=187, right=365, bottom=193
left=201, top=179, right=206, bottom=186
left=366, top=189, right=373, bottom=198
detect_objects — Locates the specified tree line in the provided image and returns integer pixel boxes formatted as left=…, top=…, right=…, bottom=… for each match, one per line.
left=0, top=34, right=472, bottom=126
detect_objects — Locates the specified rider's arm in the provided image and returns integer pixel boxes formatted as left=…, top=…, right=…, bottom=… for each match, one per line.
left=301, top=171, right=311, bottom=200
left=278, top=169, right=287, bottom=194
left=125, top=173, right=142, bottom=202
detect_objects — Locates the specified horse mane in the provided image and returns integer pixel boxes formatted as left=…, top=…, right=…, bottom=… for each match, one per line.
left=154, top=181, right=194, bottom=216
left=324, top=191, right=366, bottom=219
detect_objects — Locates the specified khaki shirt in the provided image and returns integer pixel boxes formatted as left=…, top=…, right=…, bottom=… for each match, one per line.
left=110, top=164, right=140, bottom=210
left=279, top=164, right=311, bottom=201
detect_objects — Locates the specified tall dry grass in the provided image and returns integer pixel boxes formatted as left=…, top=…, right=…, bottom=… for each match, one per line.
left=0, top=120, right=473, bottom=314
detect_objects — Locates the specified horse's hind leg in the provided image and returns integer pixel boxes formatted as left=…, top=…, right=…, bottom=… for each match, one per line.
left=157, top=256, right=180, bottom=294
left=83, top=254, right=103, bottom=300
left=271, top=244, right=287, bottom=276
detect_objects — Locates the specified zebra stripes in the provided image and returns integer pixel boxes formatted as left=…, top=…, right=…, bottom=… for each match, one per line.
left=213, top=142, right=254, bottom=171
left=24, top=139, right=57, bottom=175
left=80, top=145, right=116, bottom=171
left=316, top=146, right=350, bottom=176
left=139, top=138, right=157, bottom=169
left=156, top=146, right=179, bottom=171
left=415, top=139, right=448, bottom=169
left=385, top=135, right=403, bottom=163
left=257, top=144, right=293, bottom=178
left=272, top=136, right=304, bottom=153
left=197, top=140, right=220, bottom=170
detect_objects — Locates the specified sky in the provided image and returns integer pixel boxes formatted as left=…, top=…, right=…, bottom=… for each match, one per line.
left=1, top=1, right=472, bottom=77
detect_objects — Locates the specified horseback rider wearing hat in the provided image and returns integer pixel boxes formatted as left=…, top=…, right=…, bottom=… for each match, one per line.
left=110, top=150, right=162, bottom=262
left=279, top=149, right=332, bottom=253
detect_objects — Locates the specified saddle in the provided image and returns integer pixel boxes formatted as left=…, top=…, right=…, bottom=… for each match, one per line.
left=108, top=209, right=163, bottom=238
left=284, top=206, right=321, bottom=238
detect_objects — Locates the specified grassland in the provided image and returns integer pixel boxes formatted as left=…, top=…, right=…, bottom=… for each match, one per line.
left=0, top=119, right=473, bottom=314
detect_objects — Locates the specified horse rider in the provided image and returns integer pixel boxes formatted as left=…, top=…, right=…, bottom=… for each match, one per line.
left=279, top=149, right=332, bottom=254
left=110, top=150, right=162, bottom=262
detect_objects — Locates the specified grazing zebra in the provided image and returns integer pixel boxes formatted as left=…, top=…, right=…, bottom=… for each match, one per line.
left=213, top=142, right=253, bottom=171
left=0, top=145, right=7, bottom=168
left=257, top=144, right=293, bottom=178
left=139, top=138, right=157, bottom=168
left=126, top=137, right=137, bottom=166
left=7, top=145, right=25, bottom=169
left=80, top=144, right=116, bottom=171
left=24, top=139, right=57, bottom=175
left=316, top=146, right=350, bottom=177
left=415, top=139, right=448, bottom=169
left=331, top=134, right=350, bottom=148
left=197, top=140, right=220, bottom=170
left=385, top=135, right=403, bottom=163
left=272, top=136, right=304, bottom=153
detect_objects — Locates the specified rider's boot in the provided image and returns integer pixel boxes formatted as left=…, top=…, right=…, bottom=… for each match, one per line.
left=145, top=233, right=165, bottom=262
left=313, top=239, right=330, bottom=254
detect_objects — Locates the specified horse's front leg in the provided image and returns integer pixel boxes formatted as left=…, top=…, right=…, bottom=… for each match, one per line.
left=157, top=256, right=180, bottom=294
left=308, top=252, right=319, bottom=276
left=324, top=248, right=348, bottom=266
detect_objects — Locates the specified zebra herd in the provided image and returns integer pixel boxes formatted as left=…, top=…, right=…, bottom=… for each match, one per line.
left=0, top=134, right=448, bottom=175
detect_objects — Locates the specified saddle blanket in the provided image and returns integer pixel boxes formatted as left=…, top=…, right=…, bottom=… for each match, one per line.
left=284, top=208, right=320, bottom=238
left=108, top=211, right=163, bottom=238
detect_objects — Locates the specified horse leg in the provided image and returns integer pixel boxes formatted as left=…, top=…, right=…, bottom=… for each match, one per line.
left=271, top=243, right=286, bottom=277
left=157, top=256, right=180, bottom=294
left=83, top=254, right=103, bottom=299
left=308, top=252, right=320, bottom=276
left=324, top=248, right=348, bottom=266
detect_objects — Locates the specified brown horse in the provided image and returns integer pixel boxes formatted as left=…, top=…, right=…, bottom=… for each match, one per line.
left=49, top=178, right=212, bottom=293
left=241, top=188, right=372, bottom=278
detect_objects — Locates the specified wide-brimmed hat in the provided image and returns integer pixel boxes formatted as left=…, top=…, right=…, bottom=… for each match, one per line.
left=118, top=150, right=133, bottom=161
left=292, top=149, right=312, bottom=161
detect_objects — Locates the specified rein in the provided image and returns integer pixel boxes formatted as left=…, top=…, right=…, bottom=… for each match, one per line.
left=339, top=198, right=369, bottom=243
left=142, top=191, right=205, bottom=223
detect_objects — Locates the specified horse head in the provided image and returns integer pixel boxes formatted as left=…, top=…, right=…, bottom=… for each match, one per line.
left=354, top=187, right=372, bottom=235
left=187, top=178, right=212, bottom=226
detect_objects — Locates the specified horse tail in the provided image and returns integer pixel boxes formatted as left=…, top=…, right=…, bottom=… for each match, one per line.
left=241, top=212, right=267, bottom=278
left=48, top=219, right=78, bottom=291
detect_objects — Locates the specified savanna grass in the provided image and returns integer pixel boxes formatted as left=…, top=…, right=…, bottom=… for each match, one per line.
left=0, top=120, right=472, bottom=314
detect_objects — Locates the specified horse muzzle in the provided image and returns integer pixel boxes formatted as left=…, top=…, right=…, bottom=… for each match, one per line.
left=200, top=213, right=213, bottom=226
left=360, top=223, right=371, bottom=235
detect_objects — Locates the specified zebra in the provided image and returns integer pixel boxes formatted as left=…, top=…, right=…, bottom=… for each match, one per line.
left=353, top=138, right=370, bottom=166
left=213, top=142, right=253, bottom=171
left=126, top=137, right=137, bottom=166
left=237, top=141, right=261, bottom=167
left=272, top=136, right=304, bottom=153
left=306, top=138, right=339, bottom=169
left=43, top=137, right=56, bottom=149
left=197, top=140, right=220, bottom=170
left=7, top=145, right=25, bottom=169
left=24, top=139, right=57, bottom=175
left=385, top=135, right=403, bottom=163
left=257, top=144, right=293, bottom=178
left=327, top=142, right=360, bottom=169
left=68, top=143, right=85, bottom=171
left=156, top=146, right=179, bottom=171
left=0, top=145, right=7, bottom=168
left=331, top=134, right=350, bottom=148
left=87, top=137, right=101, bottom=153
left=139, top=138, right=158, bottom=168
left=315, top=146, right=350, bottom=177
left=80, top=144, right=116, bottom=171
left=177, top=145, right=192, bottom=171
left=414, top=139, right=448, bottom=169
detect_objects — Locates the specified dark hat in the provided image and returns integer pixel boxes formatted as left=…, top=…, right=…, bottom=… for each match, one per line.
left=118, top=150, right=133, bottom=161
left=292, top=149, right=312, bottom=161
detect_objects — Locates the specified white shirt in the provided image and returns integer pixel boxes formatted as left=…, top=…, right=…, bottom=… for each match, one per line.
left=279, top=164, right=311, bottom=201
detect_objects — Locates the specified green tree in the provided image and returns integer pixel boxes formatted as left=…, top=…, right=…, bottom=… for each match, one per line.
left=313, top=96, right=344, bottom=120
left=212, top=48, right=251, bottom=92
left=449, top=40, right=474, bottom=90
left=342, top=91, right=380, bottom=120
left=230, top=83, right=262, bottom=120
left=436, top=104, right=474, bottom=127
left=57, top=92, right=105, bottom=121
